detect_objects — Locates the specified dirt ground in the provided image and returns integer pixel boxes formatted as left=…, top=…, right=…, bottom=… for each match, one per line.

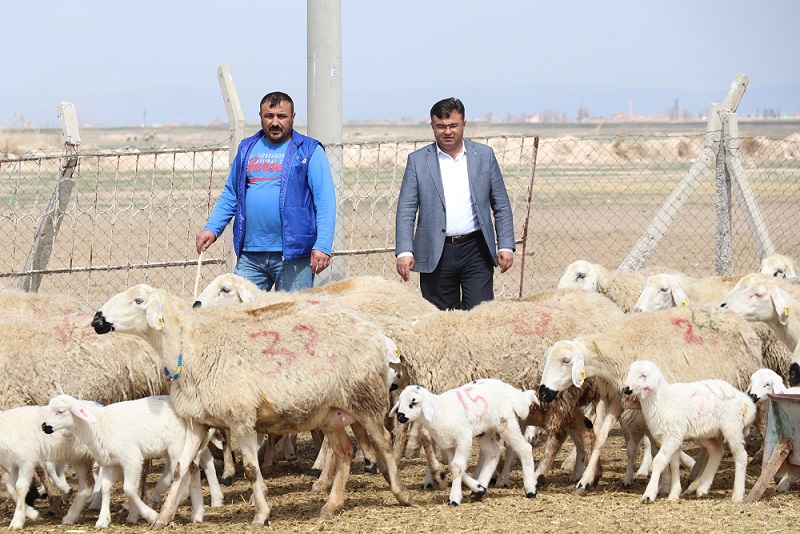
left=2, top=428, right=799, bottom=533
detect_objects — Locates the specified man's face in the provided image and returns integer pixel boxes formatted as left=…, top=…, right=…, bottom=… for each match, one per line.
left=431, top=111, right=466, bottom=154
left=260, top=100, right=295, bottom=143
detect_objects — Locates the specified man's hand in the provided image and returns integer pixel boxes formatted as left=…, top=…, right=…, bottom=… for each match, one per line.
left=396, top=256, right=414, bottom=282
left=196, top=230, right=217, bottom=255
left=310, top=250, right=332, bottom=275
left=498, top=250, right=514, bottom=273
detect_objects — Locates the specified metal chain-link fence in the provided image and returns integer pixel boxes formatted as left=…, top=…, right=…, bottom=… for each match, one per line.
left=1, top=132, right=799, bottom=307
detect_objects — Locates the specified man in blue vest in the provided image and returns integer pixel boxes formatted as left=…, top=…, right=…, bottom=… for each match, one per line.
left=196, top=91, right=336, bottom=291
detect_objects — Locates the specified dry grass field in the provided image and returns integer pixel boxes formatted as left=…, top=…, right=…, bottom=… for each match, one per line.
left=2, top=428, right=799, bottom=533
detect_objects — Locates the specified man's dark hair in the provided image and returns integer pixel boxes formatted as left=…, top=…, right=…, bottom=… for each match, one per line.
left=260, top=92, right=294, bottom=113
left=430, top=97, right=465, bottom=120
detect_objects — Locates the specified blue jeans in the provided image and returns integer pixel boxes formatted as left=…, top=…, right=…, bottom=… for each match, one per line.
left=234, top=251, right=313, bottom=292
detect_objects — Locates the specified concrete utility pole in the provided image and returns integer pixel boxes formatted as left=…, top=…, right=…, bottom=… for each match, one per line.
left=307, top=0, right=344, bottom=282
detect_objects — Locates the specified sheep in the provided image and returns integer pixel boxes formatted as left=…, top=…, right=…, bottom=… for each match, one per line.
left=42, top=394, right=220, bottom=528
left=622, top=360, right=756, bottom=502
left=633, top=273, right=743, bottom=313
left=389, top=379, right=539, bottom=505
left=539, top=305, right=767, bottom=494
left=557, top=260, right=678, bottom=313
left=394, top=289, right=627, bottom=486
left=91, top=284, right=412, bottom=527
left=760, top=253, right=797, bottom=280
left=0, top=405, right=94, bottom=530
left=746, top=368, right=800, bottom=492
left=721, top=273, right=800, bottom=352
left=0, top=287, right=91, bottom=318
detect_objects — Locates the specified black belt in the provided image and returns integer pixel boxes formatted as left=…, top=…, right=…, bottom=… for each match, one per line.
left=444, top=231, right=480, bottom=245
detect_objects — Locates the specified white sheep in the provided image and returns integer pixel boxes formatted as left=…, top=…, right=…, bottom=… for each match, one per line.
left=622, top=360, right=756, bottom=502
left=0, top=405, right=94, bottom=530
left=721, top=273, right=800, bottom=352
left=91, top=284, right=412, bottom=527
left=395, top=289, right=627, bottom=487
left=539, top=305, right=768, bottom=494
left=42, top=394, right=219, bottom=528
left=557, top=259, right=677, bottom=313
left=760, top=254, right=797, bottom=280
left=389, top=379, right=539, bottom=505
left=746, top=368, right=800, bottom=492
left=633, top=273, right=743, bottom=313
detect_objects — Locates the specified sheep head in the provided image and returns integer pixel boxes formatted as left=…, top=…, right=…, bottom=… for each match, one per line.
left=721, top=275, right=792, bottom=326
left=634, top=274, right=690, bottom=313
left=623, top=360, right=662, bottom=399
left=539, top=340, right=586, bottom=403
left=557, top=260, right=600, bottom=292
left=747, top=368, right=787, bottom=403
left=193, top=273, right=261, bottom=308
left=389, top=385, right=433, bottom=424
left=760, top=254, right=797, bottom=280
left=92, top=284, right=169, bottom=337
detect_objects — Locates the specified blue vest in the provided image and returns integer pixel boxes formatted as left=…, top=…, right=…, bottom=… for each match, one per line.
left=232, top=129, right=322, bottom=259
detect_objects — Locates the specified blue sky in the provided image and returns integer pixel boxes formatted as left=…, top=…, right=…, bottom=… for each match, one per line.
left=2, top=0, right=799, bottom=127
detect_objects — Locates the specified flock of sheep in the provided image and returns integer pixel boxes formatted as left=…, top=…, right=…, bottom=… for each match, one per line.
left=1, top=252, right=799, bottom=529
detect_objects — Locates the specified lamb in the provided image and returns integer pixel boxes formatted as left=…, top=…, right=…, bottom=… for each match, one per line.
left=622, top=360, right=755, bottom=502
left=91, top=284, right=412, bottom=527
left=389, top=379, right=539, bottom=505
left=0, top=405, right=94, bottom=530
left=633, top=273, right=743, bottom=313
left=556, top=259, right=676, bottom=313
left=394, top=289, right=627, bottom=486
left=41, top=394, right=220, bottom=528
left=760, top=253, right=797, bottom=279
left=539, top=305, right=767, bottom=494
left=746, top=368, right=800, bottom=492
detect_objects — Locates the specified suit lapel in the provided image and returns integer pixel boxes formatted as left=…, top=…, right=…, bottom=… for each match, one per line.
left=465, top=140, right=478, bottom=194
left=424, top=143, right=445, bottom=205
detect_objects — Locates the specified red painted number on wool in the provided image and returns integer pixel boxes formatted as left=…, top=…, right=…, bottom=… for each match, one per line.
left=671, top=318, right=704, bottom=345
left=510, top=312, right=552, bottom=336
left=455, top=385, right=489, bottom=420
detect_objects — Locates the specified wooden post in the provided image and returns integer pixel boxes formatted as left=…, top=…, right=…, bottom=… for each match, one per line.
left=745, top=437, right=791, bottom=503
left=19, top=102, right=80, bottom=292
left=217, top=65, right=246, bottom=273
left=714, top=112, right=733, bottom=275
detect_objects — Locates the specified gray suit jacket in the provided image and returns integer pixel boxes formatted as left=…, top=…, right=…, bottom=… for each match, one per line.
left=395, top=139, right=515, bottom=273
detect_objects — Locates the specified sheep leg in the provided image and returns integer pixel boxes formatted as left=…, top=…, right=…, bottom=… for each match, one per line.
left=147, top=458, right=173, bottom=504
left=10, top=463, right=38, bottom=529
left=665, top=452, right=683, bottom=500
left=219, top=429, right=236, bottom=485
left=576, top=401, right=622, bottom=494
left=473, top=431, right=502, bottom=490
left=727, top=435, right=749, bottom=502
left=622, top=431, right=644, bottom=487
left=198, top=447, right=224, bottom=507
left=642, top=437, right=680, bottom=503
left=236, top=431, right=271, bottom=525
left=690, top=439, right=723, bottom=499
left=636, top=436, right=653, bottom=477
left=311, top=437, right=335, bottom=492
left=121, top=458, right=159, bottom=524
left=351, top=422, right=378, bottom=474
left=319, top=428, right=353, bottom=517
left=359, top=420, right=412, bottom=506
left=307, top=434, right=331, bottom=481
left=43, top=462, right=70, bottom=496
left=96, top=465, right=115, bottom=528
left=61, top=459, right=94, bottom=525
left=392, top=421, right=409, bottom=460
left=418, top=427, right=447, bottom=490
left=260, top=433, right=281, bottom=475
left=497, top=445, right=517, bottom=488
left=152, top=421, right=210, bottom=529
left=500, top=424, right=538, bottom=498
left=186, top=463, right=205, bottom=522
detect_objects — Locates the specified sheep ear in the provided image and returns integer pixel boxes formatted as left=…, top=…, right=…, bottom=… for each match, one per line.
left=70, top=404, right=97, bottom=424
left=421, top=396, right=435, bottom=422
left=771, top=288, right=790, bottom=326
left=388, top=399, right=400, bottom=417
left=146, top=293, right=165, bottom=330
left=237, top=284, right=257, bottom=303
left=786, top=265, right=797, bottom=279
left=671, top=285, right=690, bottom=307
left=571, top=351, right=586, bottom=388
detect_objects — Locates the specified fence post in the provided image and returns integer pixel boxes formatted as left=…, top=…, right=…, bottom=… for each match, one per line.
left=714, top=110, right=733, bottom=275
left=19, top=102, right=80, bottom=292
left=217, top=65, right=245, bottom=273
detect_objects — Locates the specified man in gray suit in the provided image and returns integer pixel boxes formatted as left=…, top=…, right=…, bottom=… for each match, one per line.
left=395, top=97, right=515, bottom=310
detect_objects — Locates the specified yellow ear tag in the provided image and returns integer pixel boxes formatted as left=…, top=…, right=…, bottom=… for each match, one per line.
left=157, top=316, right=165, bottom=328
left=785, top=305, right=791, bottom=317
left=393, top=347, right=401, bottom=357
left=579, top=369, right=586, bottom=381
left=679, top=300, right=688, bottom=307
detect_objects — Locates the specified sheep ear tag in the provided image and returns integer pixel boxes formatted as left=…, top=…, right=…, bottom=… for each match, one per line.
left=571, top=352, right=586, bottom=388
